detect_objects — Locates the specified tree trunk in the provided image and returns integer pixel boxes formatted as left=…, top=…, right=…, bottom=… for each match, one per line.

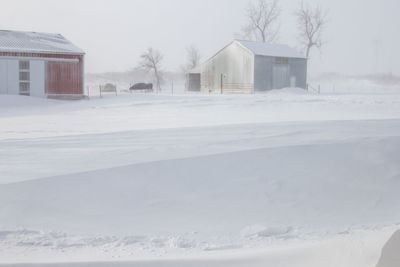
left=154, top=68, right=160, bottom=93
left=306, top=44, right=312, bottom=58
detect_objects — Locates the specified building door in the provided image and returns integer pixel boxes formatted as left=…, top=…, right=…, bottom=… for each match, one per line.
left=187, top=73, right=201, bottom=91
left=273, top=65, right=290, bottom=89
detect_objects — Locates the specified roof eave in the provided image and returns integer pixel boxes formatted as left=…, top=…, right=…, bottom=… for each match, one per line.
left=254, top=53, right=307, bottom=59
left=0, top=49, right=85, bottom=56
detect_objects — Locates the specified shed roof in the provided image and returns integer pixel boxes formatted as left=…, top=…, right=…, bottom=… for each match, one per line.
left=187, top=65, right=201, bottom=74
left=0, top=30, right=85, bottom=55
left=235, top=40, right=306, bottom=59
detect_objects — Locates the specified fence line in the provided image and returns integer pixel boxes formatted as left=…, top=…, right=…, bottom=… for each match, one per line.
left=307, top=84, right=321, bottom=94
left=222, top=83, right=254, bottom=94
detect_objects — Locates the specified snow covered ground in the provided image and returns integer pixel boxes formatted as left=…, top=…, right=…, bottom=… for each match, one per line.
left=0, top=89, right=400, bottom=266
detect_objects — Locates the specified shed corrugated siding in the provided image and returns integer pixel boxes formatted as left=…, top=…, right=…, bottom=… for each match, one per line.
left=288, top=58, right=307, bottom=89
left=254, top=55, right=307, bottom=91
left=200, top=42, right=254, bottom=93
left=0, top=52, right=84, bottom=95
left=46, top=55, right=83, bottom=95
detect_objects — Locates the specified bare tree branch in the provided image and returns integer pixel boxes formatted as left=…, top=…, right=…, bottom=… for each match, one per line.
left=186, top=45, right=201, bottom=70
left=295, top=1, right=328, bottom=58
left=180, top=45, right=201, bottom=75
left=240, top=0, right=281, bottom=43
left=139, top=47, right=163, bottom=92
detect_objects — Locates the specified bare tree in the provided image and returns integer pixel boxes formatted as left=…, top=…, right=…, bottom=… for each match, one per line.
left=139, top=47, right=163, bottom=92
left=240, top=0, right=281, bottom=43
left=186, top=45, right=201, bottom=70
left=181, top=45, right=201, bottom=74
left=295, top=2, right=328, bottom=58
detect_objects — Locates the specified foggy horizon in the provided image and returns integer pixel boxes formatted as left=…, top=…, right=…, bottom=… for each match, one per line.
left=1, top=0, right=399, bottom=76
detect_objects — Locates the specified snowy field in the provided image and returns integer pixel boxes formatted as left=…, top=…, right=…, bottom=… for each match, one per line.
left=1, top=89, right=400, bottom=266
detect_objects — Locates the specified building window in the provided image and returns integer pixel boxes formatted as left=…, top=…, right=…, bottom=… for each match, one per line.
left=275, top=57, right=289, bottom=65
left=19, top=61, right=30, bottom=96
left=19, top=61, right=30, bottom=70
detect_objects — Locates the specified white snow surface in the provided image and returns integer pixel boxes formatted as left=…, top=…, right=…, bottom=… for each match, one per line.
left=235, top=40, right=306, bottom=58
left=1, top=90, right=400, bottom=266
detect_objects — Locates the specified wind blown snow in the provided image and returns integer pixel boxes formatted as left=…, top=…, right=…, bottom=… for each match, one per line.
left=0, top=90, right=400, bottom=266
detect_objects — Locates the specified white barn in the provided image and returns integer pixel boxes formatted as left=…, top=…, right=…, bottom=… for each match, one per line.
left=186, top=40, right=307, bottom=93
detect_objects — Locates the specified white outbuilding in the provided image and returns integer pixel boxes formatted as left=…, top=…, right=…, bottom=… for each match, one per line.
left=186, top=40, right=307, bottom=93
left=0, top=30, right=85, bottom=99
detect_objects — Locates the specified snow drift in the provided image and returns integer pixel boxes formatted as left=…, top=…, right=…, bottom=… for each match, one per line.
left=1, top=92, right=400, bottom=266
left=1, top=137, right=399, bottom=239
left=376, top=230, right=400, bottom=267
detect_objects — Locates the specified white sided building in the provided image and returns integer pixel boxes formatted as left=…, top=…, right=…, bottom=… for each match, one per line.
left=187, top=40, right=307, bottom=93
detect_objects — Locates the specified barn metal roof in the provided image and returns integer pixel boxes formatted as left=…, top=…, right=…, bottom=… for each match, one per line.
left=0, top=30, right=85, bottom=55
left=235, top=40, right=306, bottom=59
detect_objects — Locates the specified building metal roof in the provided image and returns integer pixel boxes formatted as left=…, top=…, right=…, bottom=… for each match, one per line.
left=235, top=40, right=306, bottom=59
left=187, top=65, right=201, bottom=74
left=188, top=40, right=306, bottom=74
left=0, top=30, right=85, bottom=55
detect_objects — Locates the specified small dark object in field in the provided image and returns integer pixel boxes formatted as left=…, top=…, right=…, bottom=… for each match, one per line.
left=129, top=83, right=153, bottom=91
left=101, top=83, right=116, bottom=92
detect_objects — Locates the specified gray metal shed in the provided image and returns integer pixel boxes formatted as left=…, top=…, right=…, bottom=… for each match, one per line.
left=186, top=40, right=307, bottom=93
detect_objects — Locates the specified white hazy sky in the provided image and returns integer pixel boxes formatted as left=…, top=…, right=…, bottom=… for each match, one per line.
left=1, top=0, right=399, bottom=76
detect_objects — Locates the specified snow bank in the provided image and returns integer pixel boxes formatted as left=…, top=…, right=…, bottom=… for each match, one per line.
left=0, top=226, right=396, bottom=266
left=0, top=95, right=58, bottom=108
left=2, top=119, right=399, bottom=184
left=1, top=92, right=400, bottom=265
left=310, top=73, right=400, bottom=94
left=267, top=87, right=309, bottom=95
left=2, top=92, right=400, bottom=141
left=1, top=137, right=399, bottom=239
left=240, top=225, right=293, bottom=238
left=376, top=230, right=400, bottom=267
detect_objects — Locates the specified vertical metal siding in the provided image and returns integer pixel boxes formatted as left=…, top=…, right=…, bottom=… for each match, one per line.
left=254, top=56, right=274, bottom=91
left=0, top=59, right=7, bottom=94
left=254, top=55, right=307, bottom=91
left=6, top=60, right=19, bottom=94
left=46, top=55, right=83, bottom=95
left=288, top=58, right=307, bottom=89
left=200, top=42, right=254, bottom=93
